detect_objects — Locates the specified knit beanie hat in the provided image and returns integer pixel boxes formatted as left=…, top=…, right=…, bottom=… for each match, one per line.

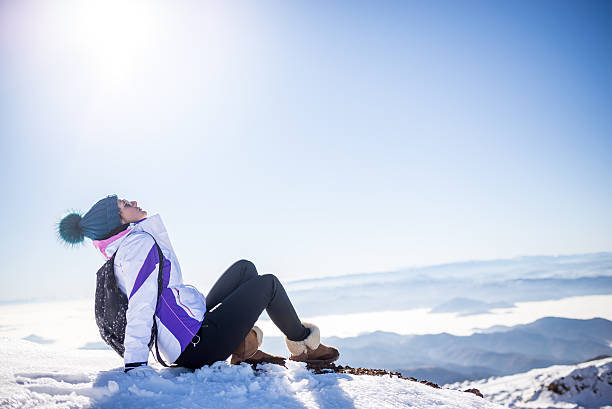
left=58, top=195, right=122, bottom=245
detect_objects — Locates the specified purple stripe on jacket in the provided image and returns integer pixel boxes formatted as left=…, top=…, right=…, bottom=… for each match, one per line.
left=156, top=288, right=202, bottom=350
left=129, top=245, right=159, bottom=299
left=128, top=242, right=201, bottom=350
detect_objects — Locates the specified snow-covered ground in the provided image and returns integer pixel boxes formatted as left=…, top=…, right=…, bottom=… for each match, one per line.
left=0, top=298, right=511, bottom=408
left=0, top=337, right=502, bottom=408
left=448, top=357, right=612, bottom=409
left=2, top=292, right=611, bottom=408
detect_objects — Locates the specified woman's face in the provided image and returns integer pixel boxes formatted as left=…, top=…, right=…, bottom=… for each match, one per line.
left=117, top=198, right=148, bottom=224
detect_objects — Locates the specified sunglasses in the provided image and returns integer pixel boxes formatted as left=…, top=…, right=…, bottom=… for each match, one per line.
left=119, top=200, right=134, bottom=209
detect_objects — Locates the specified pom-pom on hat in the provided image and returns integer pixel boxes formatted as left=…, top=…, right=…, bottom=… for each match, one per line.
left=58, top=195, right=121, bottom=245
left=58, top=213, right=85, bottom=244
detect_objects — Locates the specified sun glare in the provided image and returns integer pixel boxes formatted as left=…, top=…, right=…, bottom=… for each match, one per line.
left=69, top=0, right=159, bottom=90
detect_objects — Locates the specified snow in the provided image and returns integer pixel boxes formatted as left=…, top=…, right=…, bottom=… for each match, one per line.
left=2, top=291, right=610, bottom=407
left=0, top=299, right=505, bottom=408
left=448, top=357, right=612, bottom=409
left=0, top=337, right=503, bottom=409
left=2, top=298, right=611, bottom=408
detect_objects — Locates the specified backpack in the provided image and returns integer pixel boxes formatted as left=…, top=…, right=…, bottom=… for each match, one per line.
left=94, top=234, right=171, bottom=366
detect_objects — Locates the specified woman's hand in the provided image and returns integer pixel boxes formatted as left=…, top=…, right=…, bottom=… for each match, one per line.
left=124, top=362, right=156, bottom=377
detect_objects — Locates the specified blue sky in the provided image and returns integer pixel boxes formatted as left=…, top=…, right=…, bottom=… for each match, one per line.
left=1, top=0, right=611, bottom=302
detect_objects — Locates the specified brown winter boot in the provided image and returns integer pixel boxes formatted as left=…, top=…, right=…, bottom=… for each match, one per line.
left=230, top=326, right=286, bottom=366
left=285, top=323, right=340, bottom=365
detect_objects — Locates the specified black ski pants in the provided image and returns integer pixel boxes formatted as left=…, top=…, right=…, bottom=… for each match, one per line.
left=175, top=259, right=310, bottom=369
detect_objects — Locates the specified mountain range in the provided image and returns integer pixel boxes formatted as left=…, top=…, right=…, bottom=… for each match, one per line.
left=285, top=253, right=612, bottom=316
left=261, top=317, right=612, bottom=385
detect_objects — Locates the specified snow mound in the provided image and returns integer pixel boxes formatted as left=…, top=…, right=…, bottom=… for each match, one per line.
left=1, top=338, right=502, bottom=409
left=448, top=357, right=612, bottom=408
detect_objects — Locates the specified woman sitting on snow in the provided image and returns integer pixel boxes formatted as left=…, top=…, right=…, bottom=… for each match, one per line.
left=58, top=195, right=339, bottom=372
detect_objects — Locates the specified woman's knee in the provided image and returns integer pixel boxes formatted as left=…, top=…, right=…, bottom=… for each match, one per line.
left=232, top=259, right=258, bottom=277
left=259, top=273, right=280, bottom=289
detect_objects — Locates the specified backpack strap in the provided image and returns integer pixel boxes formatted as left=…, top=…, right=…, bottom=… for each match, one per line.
left=148, top=238, right=176, bottom=367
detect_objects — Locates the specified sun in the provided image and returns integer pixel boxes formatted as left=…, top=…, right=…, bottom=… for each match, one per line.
left=68, top=0, right=160, bottom=90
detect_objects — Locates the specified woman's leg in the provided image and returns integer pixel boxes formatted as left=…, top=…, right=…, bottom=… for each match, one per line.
left=205, top=259, right=258, bottom=310
left=175, top=273, right=310, bottom=369
left=211, top=273, right=310, bottom=342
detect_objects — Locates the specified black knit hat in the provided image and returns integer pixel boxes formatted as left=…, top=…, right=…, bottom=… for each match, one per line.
left=58, top=195, right=121, bottom=245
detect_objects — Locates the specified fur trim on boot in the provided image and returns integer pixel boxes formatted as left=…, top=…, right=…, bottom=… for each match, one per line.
left=252, top=326, right=263, bottom=348
left=285, top=322, right=320, bottom=356
left=285, top=322, right=339, bottom=365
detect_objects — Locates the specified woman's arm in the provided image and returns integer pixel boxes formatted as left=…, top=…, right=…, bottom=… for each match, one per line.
left=115, top=232, right=160, bottom=369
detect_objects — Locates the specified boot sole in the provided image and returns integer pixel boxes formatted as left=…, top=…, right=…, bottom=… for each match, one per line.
left=230, top=359, right=285, bottom=366
left=291, top=354, right=340, bottom=366
left=231, top=356, right=287, bottom=366
left=244, top=358, right=286, bottom=366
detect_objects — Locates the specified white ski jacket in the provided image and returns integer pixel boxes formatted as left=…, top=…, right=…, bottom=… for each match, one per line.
left=93, top=214, right=206, bottom=367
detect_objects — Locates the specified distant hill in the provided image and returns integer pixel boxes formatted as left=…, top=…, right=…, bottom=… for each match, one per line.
left=287, top=252, right=612, bottom=290
left=308, top=317, right=612, bottom=384
left=448, top=356, right=612, bottom=408
left=261, top=317, right=612, bottom=384
left=285, top=253, right=612, bottom=316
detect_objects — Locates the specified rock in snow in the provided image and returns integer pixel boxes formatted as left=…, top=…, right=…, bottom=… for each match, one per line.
left=0, top=337, right=502, bottom=409
left=448, top=357, right=612, bottom=408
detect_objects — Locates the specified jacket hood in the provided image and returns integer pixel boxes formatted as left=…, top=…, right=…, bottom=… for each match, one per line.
left=93, top=214, right=177, bottom=260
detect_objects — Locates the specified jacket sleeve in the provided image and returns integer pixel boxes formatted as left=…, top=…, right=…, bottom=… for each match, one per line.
left=115, top=232, right=160, bottom=366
